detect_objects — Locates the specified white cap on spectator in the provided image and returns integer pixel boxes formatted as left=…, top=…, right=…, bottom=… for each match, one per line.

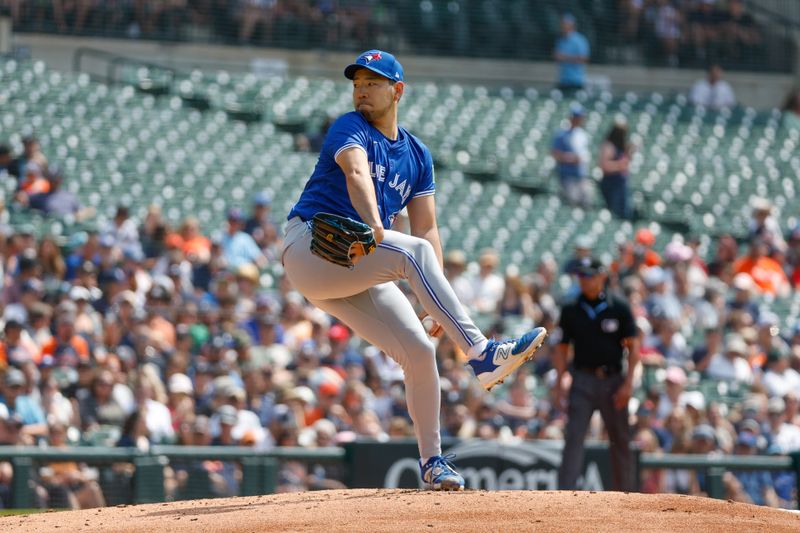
left=574, top=235, right=593, bottom=250
left=285, top=290, right=305, bottom=306
left=732, top=273, right=754, bottom=292
left=115, top=290, right=138, bottom=307
left=212, top=376, right=236, bottom=396
left=768, top=397, right=786, bottom=414
left=5, top=368, right=26, bottom=387
left=288, top=386, right=315, bottom=405
left=665, top=366, right=687, bottom=386
left=757, top=311, right=779, bottom=328
left=69, top=285, right=91, bottom=302
left=750, top=196, right=772, bottom=213
left=680, top=391, right=706, bottom=412
left=260, top=344, right=292, bottom=370
left=643, top=266, right=667, bottom=287
left=168, top=373, right=194, bottom=395
left=724, top=333, right=748, bottom=356
left=664, top=241, right=693, bottom=262
left=25, top=161, right=43, bottom=176
left=216, top=405, right=238, bottom=426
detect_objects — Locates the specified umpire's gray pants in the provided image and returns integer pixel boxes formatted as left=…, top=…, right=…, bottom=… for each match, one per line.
left=282, top=217, right=486, bottom=459
left=558, top=370, right=632, bottom=491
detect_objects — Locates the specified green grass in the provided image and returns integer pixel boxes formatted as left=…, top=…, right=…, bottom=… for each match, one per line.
left=0, top=508, right=54, bottom=516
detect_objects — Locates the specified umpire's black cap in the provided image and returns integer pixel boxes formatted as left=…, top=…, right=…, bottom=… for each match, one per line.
left=576, top=257, right=606, bottom=277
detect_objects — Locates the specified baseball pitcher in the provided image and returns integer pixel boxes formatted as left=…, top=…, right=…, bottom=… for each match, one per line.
left=282, top=49, right=547, bottom=490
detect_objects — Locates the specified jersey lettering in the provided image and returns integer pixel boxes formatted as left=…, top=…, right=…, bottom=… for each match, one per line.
left=288, top=112, right=435, bottom=228
left=370, top=161, right=387, bottom=182
left=388, top=173, right=411, bottom=203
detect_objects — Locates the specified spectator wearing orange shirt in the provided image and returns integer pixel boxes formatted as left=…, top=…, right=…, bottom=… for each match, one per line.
left=732, top=238, right=790, bottom=297
left=15, top=162, right=51, bottom=207
left=41, top=312, right=91, bottom=367
left=0, top=319, right=41, bottom=368
left=178, top=216, right=211, bottom=263
left=635, top=228, right=662, bottom=267
left=144, top=285, right=176, bottom=353
left=10, top=135, right=48, bottom=180
left=304, top=381, right=342, bottom=427
left=614, top=230, right=663, bottom=278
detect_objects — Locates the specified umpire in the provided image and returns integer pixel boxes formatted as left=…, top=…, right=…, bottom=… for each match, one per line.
left=554, top=258, right=640, bottom=491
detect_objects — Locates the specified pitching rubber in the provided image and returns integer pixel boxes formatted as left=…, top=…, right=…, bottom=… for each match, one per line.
left=430, top=481, right=465, bottom=492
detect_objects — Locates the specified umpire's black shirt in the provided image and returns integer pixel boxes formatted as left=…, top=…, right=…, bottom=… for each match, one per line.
left=558, top=291, right=637, bottom=370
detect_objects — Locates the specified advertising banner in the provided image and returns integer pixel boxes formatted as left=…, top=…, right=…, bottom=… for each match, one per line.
left=345, top=438, right=615, bottom=490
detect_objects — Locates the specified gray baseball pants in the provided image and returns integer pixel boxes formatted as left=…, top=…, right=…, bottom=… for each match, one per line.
left=282, top=217, right=486, bottom=459
left=558, top=371, right=633, bottom=491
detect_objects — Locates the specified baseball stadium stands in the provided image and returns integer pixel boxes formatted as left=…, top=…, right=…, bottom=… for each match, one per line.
left=1, top=57, right=799, bottom=335
left=0, top=61, right=800, bottom=237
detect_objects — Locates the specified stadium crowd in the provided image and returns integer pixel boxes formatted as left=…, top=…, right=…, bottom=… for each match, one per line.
left=618, top=0, right=763, bottom=68
left=1, top=0, right=395, bottom=48
left=0, top=1, right=777, bottom=71
left=0, top=129, right=799, bottom=508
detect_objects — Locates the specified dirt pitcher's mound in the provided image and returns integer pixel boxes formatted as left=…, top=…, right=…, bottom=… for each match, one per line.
left=2, top=489, right=799, bottom=532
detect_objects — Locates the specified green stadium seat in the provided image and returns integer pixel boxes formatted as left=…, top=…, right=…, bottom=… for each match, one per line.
left=2, top=57, right=798, bottom=324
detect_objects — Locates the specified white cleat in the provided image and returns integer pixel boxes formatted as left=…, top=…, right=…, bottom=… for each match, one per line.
left=467, top=327, right=548, bottom=391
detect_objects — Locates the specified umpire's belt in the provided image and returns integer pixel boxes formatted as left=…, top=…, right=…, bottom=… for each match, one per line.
left=575, top=365, right=621, bottom=379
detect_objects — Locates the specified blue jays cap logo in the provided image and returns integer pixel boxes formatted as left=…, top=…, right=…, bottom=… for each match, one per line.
left=362, top=51, right=382, bottom=64
left=344, top=49, right=404, bottom=82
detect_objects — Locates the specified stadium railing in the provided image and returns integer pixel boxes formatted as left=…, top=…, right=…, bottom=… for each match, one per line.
left=0, top=445, right=345, bottom=508
left=639, top=452, right=800, bottom=502
left=2, top=445, right=800, bottom=509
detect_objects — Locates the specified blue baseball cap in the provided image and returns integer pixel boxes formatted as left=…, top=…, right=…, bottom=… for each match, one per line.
left=227, top=207, right=245, bottom=222
left=344, top=50, right=404, bottom=82
left=736, top=432, right=757, bottom=448
left=570, top=103, right=585, bottom=117
left=253, top=191, right=271, bottom=206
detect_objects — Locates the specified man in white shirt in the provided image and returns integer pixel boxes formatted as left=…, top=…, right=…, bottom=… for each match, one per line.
left=748, top=197, right=787, bottom=254
left=105, top=205, right=141, bottom=254
left=444, top=249, right=475, bottom=310
left=468, top=248, right=505, bottom=314
left=706, top=333, right=754, bottom=385
left=762, top=348, right=800, bottom=398
left=133, top=374, right=175, bottom=444
left=766, top=397, right=800, bottom=453
left=690, top=64, right=736, bottom=109
left=657, top=366, right=687, bottom=420
left=551, top=104, right=592, bottom=207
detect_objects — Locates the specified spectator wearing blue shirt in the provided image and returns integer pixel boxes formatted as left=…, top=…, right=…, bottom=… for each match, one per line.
left=554, top=14, right=590, bottom=92
left=65, top=231, right=101, bottom=281
left=221, top=208, right=267, bottom=270
left=730, top=432, right=780, bottom=506
left=551, top=104, right=592, bottom=208
left=0, top=368, right=47, bottom=441
left=766, top=442, right=797, bottom=508
left=244, top=191, right=275, bottom=236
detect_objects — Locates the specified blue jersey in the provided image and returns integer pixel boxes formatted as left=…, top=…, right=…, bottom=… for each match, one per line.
left=552, top=127, right=588, bottom=179
left=288, top=111, right=435, bottom=228
left=556, top=31, right=590, bottom=87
